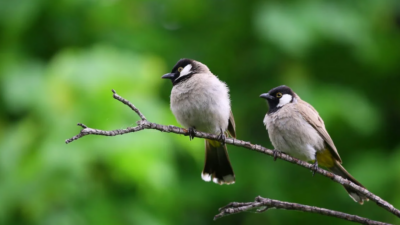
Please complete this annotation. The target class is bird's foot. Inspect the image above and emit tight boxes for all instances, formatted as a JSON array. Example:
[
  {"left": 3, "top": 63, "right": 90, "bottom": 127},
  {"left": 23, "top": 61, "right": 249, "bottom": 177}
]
[
  {"left": 217, "top": 128, "right": 226, "bottom": 145},
  {"left": 188, "top": 127, "right": 196, "bottom": 141},
  {"left": 312, "top": 160, "right": 318, "bottom": 177},
  {"left": 273, "top": 149, "right": 281, "bottom": 161}
]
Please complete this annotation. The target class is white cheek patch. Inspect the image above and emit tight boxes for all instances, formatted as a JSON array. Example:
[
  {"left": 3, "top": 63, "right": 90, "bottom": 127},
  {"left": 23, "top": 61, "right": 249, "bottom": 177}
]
[
  {"left": 277, "top": 94, "right": 293, "bottom": 107},
  {"left": 179, "top": 64, "right": 192, "bottom": 77}
]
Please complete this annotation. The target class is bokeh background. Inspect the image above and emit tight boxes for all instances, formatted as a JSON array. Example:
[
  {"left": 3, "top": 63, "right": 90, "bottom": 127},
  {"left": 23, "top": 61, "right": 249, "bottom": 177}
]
[{"left": 1, "top": 0, "right": 400, "bottom": 224}]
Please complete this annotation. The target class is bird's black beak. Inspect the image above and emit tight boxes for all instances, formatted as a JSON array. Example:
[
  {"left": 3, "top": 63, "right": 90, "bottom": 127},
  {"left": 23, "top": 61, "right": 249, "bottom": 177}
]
[
  {"left": 260, "top": 93, "right": 274, "bottom": 100},
  {"left": 162, "top": 73, "right": 175, "bottom": 79}
]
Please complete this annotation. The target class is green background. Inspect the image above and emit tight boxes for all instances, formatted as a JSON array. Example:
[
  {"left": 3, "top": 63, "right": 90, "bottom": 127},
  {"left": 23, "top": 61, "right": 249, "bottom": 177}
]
[{"left": 1, "top": 0, "right": 400, "bottom": 224}]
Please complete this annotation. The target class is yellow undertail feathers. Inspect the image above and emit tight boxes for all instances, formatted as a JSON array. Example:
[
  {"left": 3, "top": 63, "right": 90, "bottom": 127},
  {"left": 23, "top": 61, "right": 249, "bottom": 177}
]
[
  {"left": 207, "top": 139, "right": 222, "bottom": 147},
  {"left": 316, "top": 149, "right": 335, "bottom": 168},
  {"left": 316, "top": 148, "right": 369, "bottom": 204}
]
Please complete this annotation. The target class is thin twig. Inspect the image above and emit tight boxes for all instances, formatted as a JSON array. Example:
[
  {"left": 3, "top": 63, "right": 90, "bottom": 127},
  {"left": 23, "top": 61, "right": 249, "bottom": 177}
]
[
  {"left": 214, "top": 196, "right": 391, "bottom": 225},
  {"left": 65, "top": 89, "right": 400, "bottom": 221},
  {"left": 65, "top": 124, "right": 144, "bottom": 144},
  {"left": 112, "top": 89, "right": 146, "bottom": 121}
]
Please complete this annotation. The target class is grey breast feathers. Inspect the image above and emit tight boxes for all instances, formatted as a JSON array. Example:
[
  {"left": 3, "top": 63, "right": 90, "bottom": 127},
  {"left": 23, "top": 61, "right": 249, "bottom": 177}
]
[{"left": 170, "top": 73, "right": 231, "bottom": 134}]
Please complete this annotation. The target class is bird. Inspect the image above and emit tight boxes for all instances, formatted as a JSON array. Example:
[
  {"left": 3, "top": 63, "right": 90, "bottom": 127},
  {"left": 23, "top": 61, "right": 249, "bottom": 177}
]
[
  {"left": 260, "top": 85, "right": 368, "bottom": 204},
  {"left": 162, "top": 58, "right": 236, "bottom": 185}
]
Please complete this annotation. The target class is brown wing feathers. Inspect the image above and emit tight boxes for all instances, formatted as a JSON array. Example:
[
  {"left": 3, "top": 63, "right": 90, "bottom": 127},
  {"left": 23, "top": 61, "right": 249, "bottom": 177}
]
[
  {"left": 227, "top": 110, "right": 236, "bottom": 138},
  {"left": 296, "top": 99, "right": 342, "bottom": 163}
]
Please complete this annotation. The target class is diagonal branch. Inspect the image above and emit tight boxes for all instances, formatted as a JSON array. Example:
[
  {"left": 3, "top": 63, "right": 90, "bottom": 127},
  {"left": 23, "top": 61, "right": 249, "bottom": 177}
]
[
  {"left": 65, "top": 89, "right": 400, "bottom": 222},
  {"left": 214, "top": 196, "right": 391, "bottom": 225},
  {"left": 112, "top": 89, "right": 146, "bottom": 121}
]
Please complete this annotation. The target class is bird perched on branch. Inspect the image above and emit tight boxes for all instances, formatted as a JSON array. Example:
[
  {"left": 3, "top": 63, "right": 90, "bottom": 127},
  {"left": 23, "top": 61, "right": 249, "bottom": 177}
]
[
  {"left": 260, "top": 85, "right": 368, "bottom": 204},
  {"left": 162, "top": 58, "right": 236, "bottom": 185}
]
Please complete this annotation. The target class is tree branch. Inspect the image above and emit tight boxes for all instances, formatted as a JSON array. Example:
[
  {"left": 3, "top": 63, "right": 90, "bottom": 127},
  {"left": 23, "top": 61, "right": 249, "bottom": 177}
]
[
  {"left": 214, "top": 196, "right": 391, "bottom": 225},
  {"left": 65, "top": 89, "right": 400, "bottom": 223}
]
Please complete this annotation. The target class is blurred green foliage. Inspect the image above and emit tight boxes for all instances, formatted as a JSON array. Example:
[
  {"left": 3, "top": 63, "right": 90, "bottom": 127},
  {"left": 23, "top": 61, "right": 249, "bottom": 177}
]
[{"left": 1, "top": 0, "right": 400, "bottom": 224}]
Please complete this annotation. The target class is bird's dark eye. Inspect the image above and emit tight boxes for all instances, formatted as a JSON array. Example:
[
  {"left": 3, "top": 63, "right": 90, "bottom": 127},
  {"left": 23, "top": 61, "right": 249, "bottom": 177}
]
[
  {"left": 177, "top": 67, "right": 183, "bottom": 72},
  {"left": 276, "top": 92, "right": 282, "bottom": 98}
]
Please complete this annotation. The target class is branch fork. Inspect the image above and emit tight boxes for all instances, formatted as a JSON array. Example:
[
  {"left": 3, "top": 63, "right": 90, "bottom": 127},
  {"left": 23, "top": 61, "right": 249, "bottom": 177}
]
[{"left": 215, "top": 196, "right": 391, "bottom": 225}]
